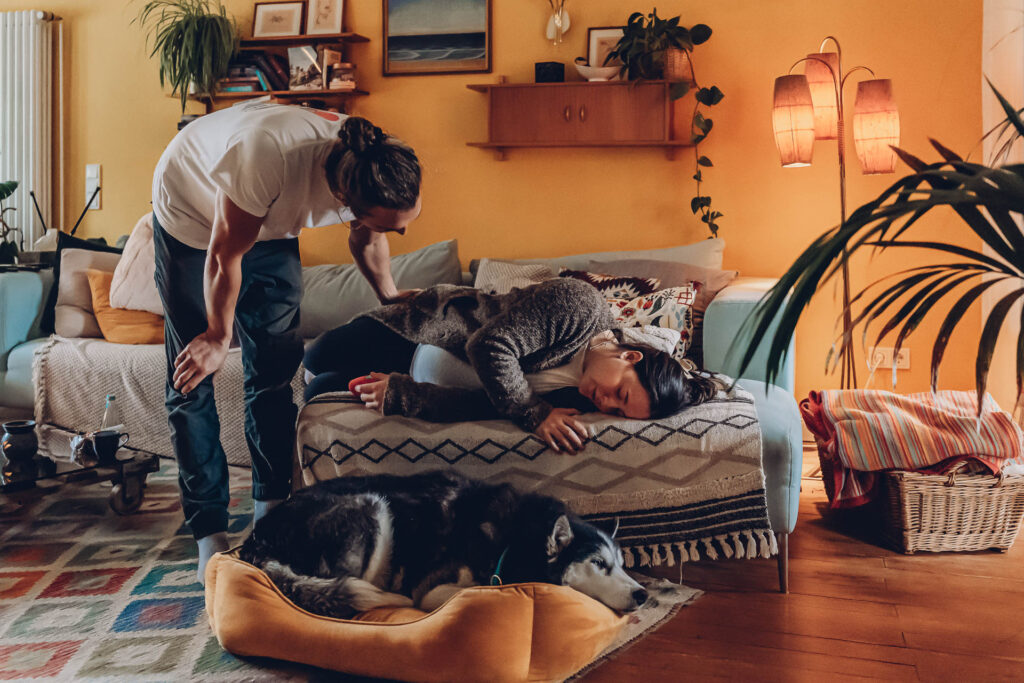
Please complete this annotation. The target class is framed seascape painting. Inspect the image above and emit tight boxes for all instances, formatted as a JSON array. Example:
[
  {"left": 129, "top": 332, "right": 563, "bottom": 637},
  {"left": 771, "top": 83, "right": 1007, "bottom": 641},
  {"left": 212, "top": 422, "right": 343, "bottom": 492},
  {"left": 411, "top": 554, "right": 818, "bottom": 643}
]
[{"left": 384, "top": 0, "right": 491, "bottom": 76}]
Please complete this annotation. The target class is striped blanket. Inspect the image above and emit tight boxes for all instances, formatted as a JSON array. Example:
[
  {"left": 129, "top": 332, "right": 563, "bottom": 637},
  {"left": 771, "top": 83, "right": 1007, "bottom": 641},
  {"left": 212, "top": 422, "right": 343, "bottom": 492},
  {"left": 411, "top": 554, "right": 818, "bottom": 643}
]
[
  {"left": 802, "top": 390, "right": 1024, "bottom": 507},
  {"left": 295, "top": 383, "right": 774, "bottom": 568}
]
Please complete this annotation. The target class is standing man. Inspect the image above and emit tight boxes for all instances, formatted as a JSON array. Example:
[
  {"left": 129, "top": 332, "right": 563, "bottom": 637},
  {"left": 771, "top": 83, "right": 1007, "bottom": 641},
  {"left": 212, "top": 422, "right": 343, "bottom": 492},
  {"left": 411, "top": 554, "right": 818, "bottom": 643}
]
[{"left": 152, "top": 101, "right": 422, "bottom": 581}]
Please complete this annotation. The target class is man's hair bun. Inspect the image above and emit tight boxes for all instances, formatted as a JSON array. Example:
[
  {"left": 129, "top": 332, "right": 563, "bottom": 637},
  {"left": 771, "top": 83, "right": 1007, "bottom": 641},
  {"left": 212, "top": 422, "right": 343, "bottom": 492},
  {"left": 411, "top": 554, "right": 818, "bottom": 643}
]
[{"left": 338, "top": 117, "right": 387, "bottom": 154}]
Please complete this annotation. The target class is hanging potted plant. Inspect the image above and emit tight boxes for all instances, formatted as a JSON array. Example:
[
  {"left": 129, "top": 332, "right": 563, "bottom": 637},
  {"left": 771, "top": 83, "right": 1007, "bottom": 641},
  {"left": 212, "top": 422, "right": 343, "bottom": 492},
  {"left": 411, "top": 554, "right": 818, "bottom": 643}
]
[
  {"left": 135, "top": 0, "right": 239, "bottom": 116},
  {"left": 605, "top": 9, "right": 725, "bottom": 237},
  {"left": 0, "top": 181, "right": 21, "bottom": 264}
]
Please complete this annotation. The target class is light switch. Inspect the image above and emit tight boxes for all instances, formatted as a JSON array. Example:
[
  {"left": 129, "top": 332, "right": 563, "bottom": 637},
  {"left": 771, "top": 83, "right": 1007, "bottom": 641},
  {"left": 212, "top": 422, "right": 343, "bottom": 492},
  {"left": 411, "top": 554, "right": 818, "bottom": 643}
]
[{"left": 85, "top": 164, "right": 101, "bottom": 210}]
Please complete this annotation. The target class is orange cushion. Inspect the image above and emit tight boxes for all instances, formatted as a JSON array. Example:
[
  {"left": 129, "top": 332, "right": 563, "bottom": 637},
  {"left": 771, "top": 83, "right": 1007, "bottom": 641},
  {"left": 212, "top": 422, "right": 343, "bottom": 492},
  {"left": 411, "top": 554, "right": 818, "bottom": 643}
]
[
  {"left": 86, "top": 269, "right": 164, "bottom": 344},
  {"left": 205, "top": 551, "right": 627, "bottom": 682}
]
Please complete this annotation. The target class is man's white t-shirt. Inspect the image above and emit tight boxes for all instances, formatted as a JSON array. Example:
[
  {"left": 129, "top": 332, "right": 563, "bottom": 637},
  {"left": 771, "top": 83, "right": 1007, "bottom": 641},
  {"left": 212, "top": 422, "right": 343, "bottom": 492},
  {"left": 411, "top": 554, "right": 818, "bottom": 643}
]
[{"left": 152, "top": 100, "right": 356, "bottom": 249}]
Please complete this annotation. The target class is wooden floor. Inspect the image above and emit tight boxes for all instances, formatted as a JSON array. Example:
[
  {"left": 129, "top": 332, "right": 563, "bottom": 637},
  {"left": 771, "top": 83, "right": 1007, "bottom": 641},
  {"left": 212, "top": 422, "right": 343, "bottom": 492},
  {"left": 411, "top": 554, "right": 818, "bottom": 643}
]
[{"left": 585, "top": 449, "right": 1024, "bottom": 682}]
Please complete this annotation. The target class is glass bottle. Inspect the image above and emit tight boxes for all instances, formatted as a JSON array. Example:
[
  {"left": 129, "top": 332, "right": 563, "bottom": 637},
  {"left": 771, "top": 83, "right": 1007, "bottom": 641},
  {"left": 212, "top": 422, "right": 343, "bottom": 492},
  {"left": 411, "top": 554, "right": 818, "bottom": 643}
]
[{"left": 100, "top": 394, "right": 122, "bottom": 431}]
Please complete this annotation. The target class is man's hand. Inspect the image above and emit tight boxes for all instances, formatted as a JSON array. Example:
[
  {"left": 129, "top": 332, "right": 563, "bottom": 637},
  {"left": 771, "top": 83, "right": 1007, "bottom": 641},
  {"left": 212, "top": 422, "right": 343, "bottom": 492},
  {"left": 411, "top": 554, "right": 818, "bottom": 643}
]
[
  {"left": 535, "top": 408, "right": 589, "bottom": 454},
  {"left": 355, "top": 371, "right": 391, "bottom": 413},
  {"left": 173, "top": 331, "right": 231, "bottom": 394},
  {"left": 380, "top": 288, "right": 421, "bottom": 305}
]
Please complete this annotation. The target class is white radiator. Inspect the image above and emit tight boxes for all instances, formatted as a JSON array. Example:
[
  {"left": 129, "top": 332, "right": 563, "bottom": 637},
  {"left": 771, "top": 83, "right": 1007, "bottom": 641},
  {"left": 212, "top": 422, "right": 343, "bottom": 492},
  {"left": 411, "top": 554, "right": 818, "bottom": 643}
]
[{"left": 0, "top": 9, "right": 60, "bottom": 250}]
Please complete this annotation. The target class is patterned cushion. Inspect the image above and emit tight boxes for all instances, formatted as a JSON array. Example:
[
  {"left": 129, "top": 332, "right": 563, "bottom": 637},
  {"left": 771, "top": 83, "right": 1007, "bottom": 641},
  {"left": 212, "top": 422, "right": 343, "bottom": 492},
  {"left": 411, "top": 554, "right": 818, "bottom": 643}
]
[
  {"left": 558, "top": 269, "right": 661, "bottom": 300},
  {"left": 609, "top": 285, "right": 696, "bottom": 360}
]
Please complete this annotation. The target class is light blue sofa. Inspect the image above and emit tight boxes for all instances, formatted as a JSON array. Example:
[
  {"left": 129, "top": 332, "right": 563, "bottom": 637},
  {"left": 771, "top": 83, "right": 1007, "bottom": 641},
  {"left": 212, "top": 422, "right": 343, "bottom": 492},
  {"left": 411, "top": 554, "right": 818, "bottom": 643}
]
[{"left": 0, "top": 269, "right": 800, "bottom": 591}]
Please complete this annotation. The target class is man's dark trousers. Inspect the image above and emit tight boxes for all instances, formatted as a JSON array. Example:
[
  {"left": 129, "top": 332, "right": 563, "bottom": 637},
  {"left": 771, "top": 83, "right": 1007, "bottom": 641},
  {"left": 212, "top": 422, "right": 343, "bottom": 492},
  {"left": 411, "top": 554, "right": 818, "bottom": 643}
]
[{"left": 153, "top": 214, "right": 302, "bottom": 540}]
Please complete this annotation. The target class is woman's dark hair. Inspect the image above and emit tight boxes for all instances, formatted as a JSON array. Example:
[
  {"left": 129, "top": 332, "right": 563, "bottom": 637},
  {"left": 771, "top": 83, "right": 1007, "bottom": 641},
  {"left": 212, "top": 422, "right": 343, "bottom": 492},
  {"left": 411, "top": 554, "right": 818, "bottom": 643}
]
[
  {"left": 325, "top": 116, "right": 421, "bottom": 217},
  {"left": 620, "top": 344, "right": 717, "bottom": 418}
]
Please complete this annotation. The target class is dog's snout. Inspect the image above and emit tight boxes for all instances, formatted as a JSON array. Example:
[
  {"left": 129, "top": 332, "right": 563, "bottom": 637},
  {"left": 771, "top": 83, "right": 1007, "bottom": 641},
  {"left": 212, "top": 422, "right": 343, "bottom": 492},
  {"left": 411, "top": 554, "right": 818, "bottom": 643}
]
[{"left": 632, "top": 588, "right": 648, "bottom": 607}]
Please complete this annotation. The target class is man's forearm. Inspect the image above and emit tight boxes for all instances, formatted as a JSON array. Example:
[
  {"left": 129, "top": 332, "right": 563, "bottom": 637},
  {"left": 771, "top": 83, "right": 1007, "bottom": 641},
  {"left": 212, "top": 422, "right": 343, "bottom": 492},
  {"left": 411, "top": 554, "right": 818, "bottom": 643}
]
[
  {"left": 350, "top": 229, "right": 399, "bottom": 303},
  {"left": 203, "top": 249, "right": 243, "bottom": 342}
]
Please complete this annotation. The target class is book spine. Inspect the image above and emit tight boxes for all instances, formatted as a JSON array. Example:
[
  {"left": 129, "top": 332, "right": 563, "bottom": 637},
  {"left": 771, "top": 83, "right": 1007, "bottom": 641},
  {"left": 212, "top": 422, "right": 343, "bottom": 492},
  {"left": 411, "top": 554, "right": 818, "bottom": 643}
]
[{"left": 254, "top": 69, "right": 271, "bottom": 91}]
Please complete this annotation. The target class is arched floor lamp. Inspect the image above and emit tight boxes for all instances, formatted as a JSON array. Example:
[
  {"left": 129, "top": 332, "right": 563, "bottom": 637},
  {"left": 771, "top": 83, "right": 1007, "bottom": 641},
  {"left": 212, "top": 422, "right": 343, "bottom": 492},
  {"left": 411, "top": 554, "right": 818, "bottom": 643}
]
[{"left": 772, "top": 36, "right": 901, "bottom": 389}]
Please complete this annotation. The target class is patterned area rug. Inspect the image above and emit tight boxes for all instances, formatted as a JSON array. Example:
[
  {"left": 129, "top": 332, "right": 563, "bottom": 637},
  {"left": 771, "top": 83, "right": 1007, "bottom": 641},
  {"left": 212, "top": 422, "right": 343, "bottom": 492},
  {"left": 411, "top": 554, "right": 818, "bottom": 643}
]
[{"left": 0, "top": 459, "right": 700, "bottom": 681}]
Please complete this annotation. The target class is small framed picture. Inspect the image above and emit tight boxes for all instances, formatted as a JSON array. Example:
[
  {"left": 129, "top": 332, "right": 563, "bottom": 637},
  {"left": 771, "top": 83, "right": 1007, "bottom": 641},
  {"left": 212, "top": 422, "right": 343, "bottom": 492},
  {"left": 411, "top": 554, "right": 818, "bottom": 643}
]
[
  {"left": 253, "top": 2, "right": 306, "bottom": 38},
  {"left": 306, "top": 0, "right": 343, "bottom": 35},
  {"left": 587, "top": 26, "right": 625, "bottom": 67}
]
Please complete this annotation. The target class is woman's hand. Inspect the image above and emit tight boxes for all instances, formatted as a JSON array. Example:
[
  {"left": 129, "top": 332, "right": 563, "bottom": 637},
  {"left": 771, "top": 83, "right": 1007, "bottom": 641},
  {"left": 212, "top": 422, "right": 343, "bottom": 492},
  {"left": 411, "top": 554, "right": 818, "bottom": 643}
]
[
  {"left": 356, "top": 372, "right": 391, "bottom": 413},
  {"left": 173, "top": 331, "right": 231, "bottom": 394},
  {"left": 535, "top": 408, "right": 589, "bottom": 454}
]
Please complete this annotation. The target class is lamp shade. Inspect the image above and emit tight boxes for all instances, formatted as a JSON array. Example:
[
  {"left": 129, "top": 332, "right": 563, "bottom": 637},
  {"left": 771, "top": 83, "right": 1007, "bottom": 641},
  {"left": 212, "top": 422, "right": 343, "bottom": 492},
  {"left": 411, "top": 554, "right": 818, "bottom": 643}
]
[
  {"left": 772, "top": 75, "right": 815, "bottom": 167},
  {"left": 853, "top": 79, "right": 900, "bottom": 174},
  {"left": 805, "top": 52, "right": 839, "bottom": 139}
]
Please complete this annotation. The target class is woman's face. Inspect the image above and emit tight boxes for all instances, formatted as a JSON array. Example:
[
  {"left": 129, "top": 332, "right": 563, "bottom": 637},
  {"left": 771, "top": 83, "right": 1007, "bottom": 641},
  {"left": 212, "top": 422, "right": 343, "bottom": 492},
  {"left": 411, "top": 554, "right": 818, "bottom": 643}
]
[
  {"left": 350, "top": 196, "right": 422, "bottom": 234},
  {"left": 578, "top": 347, "right": 652, "bottom": 419}
]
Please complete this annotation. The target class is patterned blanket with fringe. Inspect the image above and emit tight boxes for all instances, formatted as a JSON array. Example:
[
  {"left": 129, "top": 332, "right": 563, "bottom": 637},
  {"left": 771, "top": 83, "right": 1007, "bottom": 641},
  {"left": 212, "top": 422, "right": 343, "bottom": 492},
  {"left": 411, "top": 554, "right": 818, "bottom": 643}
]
[{"left": 295, "top": 382, "right": 774, "bottom": 568}]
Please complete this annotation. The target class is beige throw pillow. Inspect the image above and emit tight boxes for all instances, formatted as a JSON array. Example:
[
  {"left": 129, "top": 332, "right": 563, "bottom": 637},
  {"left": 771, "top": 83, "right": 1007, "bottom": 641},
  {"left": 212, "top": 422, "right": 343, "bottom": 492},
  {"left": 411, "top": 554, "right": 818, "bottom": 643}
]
[
  {"left": 474, "top": 259, "right": 556, "bottom": 294},
  {"left": 110, "top": 213, "right": 163, "bottom": 315},
  {"left": 54, "top": 248, "right": 122, "bottom": 338}
]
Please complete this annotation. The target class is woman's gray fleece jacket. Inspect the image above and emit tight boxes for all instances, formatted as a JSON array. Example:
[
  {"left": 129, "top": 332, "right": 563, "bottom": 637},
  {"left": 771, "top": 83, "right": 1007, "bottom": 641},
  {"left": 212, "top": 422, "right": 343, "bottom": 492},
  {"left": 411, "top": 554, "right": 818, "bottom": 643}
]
[{"left": 360, "top": 278, "right": 615, "bottom": 431}]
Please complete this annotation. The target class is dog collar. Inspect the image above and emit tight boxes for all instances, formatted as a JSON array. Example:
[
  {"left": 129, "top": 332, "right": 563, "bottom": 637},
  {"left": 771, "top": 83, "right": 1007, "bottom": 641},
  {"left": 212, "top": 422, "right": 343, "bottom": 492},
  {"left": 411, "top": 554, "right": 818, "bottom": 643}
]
[{"left": 490, "top": 547, "right": 509, "bottom": 586}]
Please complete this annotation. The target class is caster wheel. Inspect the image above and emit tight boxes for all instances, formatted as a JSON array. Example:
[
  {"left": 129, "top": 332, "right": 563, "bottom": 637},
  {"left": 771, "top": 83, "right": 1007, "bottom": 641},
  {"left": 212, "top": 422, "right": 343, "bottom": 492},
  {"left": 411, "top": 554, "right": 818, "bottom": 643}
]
[{"left": 109, "top": 482, "right": 143, "bottom": 515}]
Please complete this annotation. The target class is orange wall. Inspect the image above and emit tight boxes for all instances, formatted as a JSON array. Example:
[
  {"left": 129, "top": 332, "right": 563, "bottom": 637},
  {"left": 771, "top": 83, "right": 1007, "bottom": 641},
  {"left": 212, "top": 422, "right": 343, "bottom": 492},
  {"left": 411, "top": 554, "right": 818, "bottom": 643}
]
[{"left": 8, "top": 0, "right": 984, "bottom": 399}]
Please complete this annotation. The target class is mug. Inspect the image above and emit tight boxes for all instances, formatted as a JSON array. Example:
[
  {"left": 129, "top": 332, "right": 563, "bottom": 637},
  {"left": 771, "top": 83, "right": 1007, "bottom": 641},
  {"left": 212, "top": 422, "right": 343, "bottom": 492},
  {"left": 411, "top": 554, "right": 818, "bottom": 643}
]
[{"left": 93, "top": 430, "right": 129, "bottom": 466}]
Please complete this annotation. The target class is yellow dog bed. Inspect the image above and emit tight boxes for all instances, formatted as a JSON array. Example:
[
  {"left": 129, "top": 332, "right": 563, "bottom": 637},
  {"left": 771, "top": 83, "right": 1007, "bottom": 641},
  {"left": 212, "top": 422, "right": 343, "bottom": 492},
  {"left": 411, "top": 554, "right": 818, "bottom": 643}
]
[{"left": 205, "top": 551, "right": 628, "bottom": 682}]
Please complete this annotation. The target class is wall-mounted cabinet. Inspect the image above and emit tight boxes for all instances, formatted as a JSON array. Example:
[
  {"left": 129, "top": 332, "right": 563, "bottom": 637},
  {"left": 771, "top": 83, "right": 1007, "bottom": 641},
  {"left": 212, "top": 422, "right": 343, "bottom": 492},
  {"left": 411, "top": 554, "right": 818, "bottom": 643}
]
[{"left": 467, "top": 80, "right": 692, "bottom": 160}]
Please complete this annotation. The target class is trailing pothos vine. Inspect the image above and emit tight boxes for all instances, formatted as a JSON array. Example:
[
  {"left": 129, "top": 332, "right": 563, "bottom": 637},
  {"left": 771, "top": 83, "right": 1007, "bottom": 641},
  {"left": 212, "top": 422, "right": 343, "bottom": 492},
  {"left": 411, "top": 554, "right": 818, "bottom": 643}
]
[{"left": 606, "top": 9, "right": 724, "bottom": 237}]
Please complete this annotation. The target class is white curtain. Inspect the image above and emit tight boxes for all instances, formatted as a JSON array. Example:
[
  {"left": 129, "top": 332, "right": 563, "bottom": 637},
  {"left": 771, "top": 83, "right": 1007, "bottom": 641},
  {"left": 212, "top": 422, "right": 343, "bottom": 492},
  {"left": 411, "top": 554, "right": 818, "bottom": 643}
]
[
  {"left": 982, "top": 0, "right": 1024, "bottom": 412},
  {"left": 0, "top": 10, "right": 58, "bottom": 250}
]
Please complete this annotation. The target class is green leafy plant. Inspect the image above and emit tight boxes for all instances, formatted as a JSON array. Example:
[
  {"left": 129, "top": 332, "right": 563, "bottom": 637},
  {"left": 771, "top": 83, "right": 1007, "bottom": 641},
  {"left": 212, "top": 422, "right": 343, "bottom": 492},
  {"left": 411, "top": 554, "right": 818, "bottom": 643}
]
[
  {"left": 605, "top": 9, "right": 725, "bottom": 237},
  {"left": 135, "top": 0, "right": 239, "bottom": 114},
  {"left": 735, "top": 82, "right": 1024, "bottom": 414},
  {"left": 0, "top": 181, "right": 20, "bottom": 264}
]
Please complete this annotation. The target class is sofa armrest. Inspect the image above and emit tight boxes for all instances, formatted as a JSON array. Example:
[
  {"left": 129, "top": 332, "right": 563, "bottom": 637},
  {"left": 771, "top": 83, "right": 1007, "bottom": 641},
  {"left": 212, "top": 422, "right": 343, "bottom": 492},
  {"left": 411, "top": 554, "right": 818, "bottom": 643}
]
[
  {"left": 702, "top": 277, "right": 795, "bottom": 393},
  {"left": 0, "top": 269, "right": 53, "bottom": 372}
]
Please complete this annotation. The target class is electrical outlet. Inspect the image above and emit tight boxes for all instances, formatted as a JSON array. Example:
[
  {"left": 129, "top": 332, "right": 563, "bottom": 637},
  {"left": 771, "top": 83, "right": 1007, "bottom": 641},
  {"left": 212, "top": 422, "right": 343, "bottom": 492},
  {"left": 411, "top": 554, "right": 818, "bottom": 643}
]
[
  {"left": 85, "top": 164, "right": 101, "bottom": 210},
  {"left": 867, "top": 346, "right": 910, "bottom": 370}
]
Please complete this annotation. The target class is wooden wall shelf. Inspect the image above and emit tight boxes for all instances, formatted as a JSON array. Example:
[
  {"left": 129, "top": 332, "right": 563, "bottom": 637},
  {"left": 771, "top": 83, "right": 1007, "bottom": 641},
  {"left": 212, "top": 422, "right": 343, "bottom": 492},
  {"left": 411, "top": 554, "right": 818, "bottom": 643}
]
[
  {"left": 467, "top": 80, "right": 691, "bottom": 160},
  {"left": 238, "top": 32, "right": 369, "bottom": 49}
]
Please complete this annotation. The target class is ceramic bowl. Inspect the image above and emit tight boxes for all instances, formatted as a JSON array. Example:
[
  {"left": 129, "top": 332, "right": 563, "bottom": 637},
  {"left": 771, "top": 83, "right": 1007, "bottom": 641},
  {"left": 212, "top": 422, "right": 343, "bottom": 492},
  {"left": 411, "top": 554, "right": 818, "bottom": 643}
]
[{"left": 574, "top": 63, "right": 622, "bottom": 82}]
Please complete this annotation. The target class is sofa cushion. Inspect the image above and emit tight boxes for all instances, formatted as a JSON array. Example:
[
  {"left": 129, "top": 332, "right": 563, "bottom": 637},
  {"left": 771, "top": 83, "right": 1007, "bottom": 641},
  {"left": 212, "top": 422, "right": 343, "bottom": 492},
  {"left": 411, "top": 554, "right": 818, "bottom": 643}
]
[
  {"left": 40, "top": 232, "right": 123, "bottom": 333},
  {"left": 110, "top": 213, "right": 163, "bottom": 315},
  {"left": 586, "top": 258, "right": 738, "bottom": 314},
  {"left": 54, "top": 248, "right": 122, "bottom": 338},
  {"left": 469, "top": 237, "right": 725, "bottom": 276},
  {"left": 473, "top": 259, "right": 555, "bottom": 294},
  {"left": 558, "top": 269, "right": 661, "bottom": 299},
  {"left": 299, "top": 239, "right": 461, "bottom": 339},
  {"left": 87, "top": 270, "right": 165, "bottom": 344}
]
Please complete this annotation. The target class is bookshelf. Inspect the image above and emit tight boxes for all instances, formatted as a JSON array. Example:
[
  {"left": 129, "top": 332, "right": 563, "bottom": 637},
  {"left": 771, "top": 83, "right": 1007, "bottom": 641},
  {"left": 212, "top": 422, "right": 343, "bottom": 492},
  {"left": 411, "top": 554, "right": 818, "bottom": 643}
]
[{"left": 189, "top": 32, "right": 370, "bottom": 113}]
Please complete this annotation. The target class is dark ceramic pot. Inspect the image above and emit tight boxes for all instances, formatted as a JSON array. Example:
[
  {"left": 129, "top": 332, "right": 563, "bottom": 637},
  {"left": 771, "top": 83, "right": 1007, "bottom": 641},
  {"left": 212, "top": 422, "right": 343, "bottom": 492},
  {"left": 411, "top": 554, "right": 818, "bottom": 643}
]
[{"left": 1, "top": 420, "right": 39, "bottom": 484}]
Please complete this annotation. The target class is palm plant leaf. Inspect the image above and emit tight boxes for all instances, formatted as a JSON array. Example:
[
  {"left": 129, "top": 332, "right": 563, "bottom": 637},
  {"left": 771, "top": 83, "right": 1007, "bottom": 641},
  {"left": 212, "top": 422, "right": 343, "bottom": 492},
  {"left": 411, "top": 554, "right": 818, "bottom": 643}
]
[{"left": 733, "top": 84, "right": 1024, "bottom": 414}]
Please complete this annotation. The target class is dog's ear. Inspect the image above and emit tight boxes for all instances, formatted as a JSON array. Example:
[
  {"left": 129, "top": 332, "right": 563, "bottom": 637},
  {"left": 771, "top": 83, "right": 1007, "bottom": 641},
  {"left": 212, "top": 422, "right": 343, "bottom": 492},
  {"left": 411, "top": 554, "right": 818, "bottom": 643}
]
[{"left": 546, "top": 515, "right": 573, "bottom": 560}]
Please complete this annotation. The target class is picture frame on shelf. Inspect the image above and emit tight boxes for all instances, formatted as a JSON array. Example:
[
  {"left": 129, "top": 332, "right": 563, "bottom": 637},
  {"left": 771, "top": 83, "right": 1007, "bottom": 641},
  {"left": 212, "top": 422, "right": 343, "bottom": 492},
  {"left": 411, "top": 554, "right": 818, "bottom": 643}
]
[
  {"left": 253, "top": 1, "right": 305, "bottom": 38},
  {"left": 383, "top": 0, "right": 491, "bottom": 76},
  {"left": 288, "top": 45, "right": 322, "bottom": 90},
  {"left": 306, "top": 0, "right": 343, "bottom": 35},
  {"left": 587, "top": 26, "right": 624, "bottom": 66}
]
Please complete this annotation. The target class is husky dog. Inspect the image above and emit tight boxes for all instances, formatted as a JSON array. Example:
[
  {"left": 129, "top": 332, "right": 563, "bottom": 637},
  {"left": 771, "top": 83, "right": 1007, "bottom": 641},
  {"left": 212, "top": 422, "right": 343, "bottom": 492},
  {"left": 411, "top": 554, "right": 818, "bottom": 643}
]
[{"left": 239, "top": 470, "right": 648, "bottom": 617}]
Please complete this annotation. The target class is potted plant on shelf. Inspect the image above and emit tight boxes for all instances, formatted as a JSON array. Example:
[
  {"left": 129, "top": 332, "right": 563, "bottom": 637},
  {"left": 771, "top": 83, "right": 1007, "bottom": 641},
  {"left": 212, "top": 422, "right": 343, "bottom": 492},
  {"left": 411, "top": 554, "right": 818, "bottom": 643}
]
[
  {"left": 0, "top": 181, "right": 20, "bottom": 264},
  {"left": 605, "top": 9, "right": 725, "bottom": 237},
  {"left": 736, "top": 83, "right": 1024, "bottom": 413},
  {"left": 135, "top": 0, "right": 239, "bottom": 117}
]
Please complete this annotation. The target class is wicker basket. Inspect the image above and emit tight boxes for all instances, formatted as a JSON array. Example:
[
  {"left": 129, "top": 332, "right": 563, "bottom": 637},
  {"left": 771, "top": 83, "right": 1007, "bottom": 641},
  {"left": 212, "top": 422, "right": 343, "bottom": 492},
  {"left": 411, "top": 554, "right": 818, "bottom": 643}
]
[
  {"left": 664, "top": 48, "right": 694, "bottom": 84},
  {"left": 881, "top": 465, "right": 1024, "bottom": 554}
]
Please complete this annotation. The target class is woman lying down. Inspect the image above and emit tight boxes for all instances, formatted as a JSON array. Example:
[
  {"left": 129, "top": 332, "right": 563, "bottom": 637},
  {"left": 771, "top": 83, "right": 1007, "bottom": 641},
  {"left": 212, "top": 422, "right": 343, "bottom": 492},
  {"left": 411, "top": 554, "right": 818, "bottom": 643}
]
[{"left": 303, "top": 278, "right": 716, "bottom": 453}]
